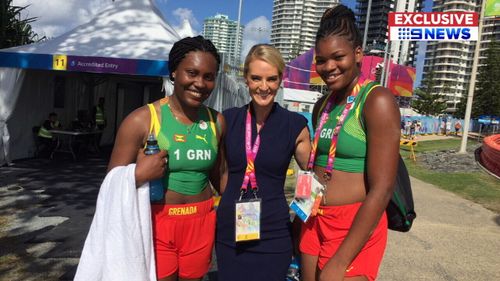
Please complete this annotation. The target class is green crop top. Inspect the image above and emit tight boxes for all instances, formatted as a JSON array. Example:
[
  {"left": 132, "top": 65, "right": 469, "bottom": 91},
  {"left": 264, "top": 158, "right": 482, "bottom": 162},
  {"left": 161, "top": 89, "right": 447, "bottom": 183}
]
[
  {"left": 148, "top": 99, "right": 219, "bottom": 195},
  {"left": 315, "top": 82, "right": 379, "bottom": 173}
]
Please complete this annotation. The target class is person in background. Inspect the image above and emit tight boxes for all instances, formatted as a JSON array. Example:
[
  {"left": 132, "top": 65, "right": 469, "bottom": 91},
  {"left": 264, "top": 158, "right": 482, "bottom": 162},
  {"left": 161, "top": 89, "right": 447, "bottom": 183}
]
[
  {"left": 454, "top": 120, "right": 462, "bottom": 136},
  {"left": 300, "top": 5, "right": 400, "bottom": 281},
  {"left": 215, "top": 44, "right": 311, "bottom": 281},
  {"left": 409, "top": 121, "right": 416, "bottom": 140},
  {"left": 91, "top": 97, "right": 106, "bottom": 148},
  {"left": 107, "top": 35, "right": 225, "bottom": 281},
  {"left": 446, "top": 120, "right": 452, "bottom": 136},
  {"left": 416, "top": 120, "right": 422, "bottom": 136},
  {"left": 92, "top": 97, "right": 106, "bottom": 130},
  {"left": 440, "top": 119, "right": 446, "bottom": 135},
  {"left": 37, "top": 112, "right": 62, "bottom": 157},
  {"left": 71, "top": 110, "right": 95, "bottom": 157},
  {"left": 72, "top": 110, "right": 92, "bottom": 131},
  {"left": 0, "top": 121, "right": 13, "bottom": 167}
]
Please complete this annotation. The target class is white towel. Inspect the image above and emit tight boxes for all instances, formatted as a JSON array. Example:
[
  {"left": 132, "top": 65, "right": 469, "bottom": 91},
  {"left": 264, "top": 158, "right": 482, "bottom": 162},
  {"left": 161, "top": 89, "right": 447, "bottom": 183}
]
[{"left": 74, "top": 164, "right": 156, "bottom": 281}]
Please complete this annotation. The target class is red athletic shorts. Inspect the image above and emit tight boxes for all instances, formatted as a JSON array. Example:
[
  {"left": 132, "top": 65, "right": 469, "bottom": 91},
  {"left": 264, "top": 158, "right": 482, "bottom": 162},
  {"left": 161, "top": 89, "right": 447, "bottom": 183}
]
[
  {"left": 299, "top": 202, "right": 387, "bottom": 281},
  {"left": 151, "top": 198, "right": 216, "bottom": 279}
]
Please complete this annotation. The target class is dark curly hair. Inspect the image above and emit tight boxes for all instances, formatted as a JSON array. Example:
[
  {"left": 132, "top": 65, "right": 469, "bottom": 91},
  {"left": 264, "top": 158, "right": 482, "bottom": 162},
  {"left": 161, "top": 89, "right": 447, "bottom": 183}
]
[
  {"left": 315, "top": 4, "right": 362, "bottom": 49},
  {"left": 168, "top": 35, "right": 221, "bottom": 81}
]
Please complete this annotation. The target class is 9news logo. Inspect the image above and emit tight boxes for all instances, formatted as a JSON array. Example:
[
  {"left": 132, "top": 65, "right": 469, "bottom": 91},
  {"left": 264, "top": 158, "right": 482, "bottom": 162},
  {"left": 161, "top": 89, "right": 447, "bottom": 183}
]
[{"left": 388, "top": 12, "right": 479, "bottom": 41}]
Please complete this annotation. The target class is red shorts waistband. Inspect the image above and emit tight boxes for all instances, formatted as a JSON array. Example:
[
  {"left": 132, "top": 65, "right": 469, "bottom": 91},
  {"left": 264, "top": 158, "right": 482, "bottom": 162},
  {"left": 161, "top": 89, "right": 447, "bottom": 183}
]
[
  {"left": 152, "top": 197, "right": 214, "bottom": 219},
  {"left": 317, "top": 202, "right": 362, "bottom": 217}
]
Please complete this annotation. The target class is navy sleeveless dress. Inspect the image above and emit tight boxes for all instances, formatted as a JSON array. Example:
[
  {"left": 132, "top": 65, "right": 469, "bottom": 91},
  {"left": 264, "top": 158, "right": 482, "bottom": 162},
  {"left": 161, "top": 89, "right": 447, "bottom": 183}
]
[{"left": 216, "top": 103, "right": 307, "bottom": 281}]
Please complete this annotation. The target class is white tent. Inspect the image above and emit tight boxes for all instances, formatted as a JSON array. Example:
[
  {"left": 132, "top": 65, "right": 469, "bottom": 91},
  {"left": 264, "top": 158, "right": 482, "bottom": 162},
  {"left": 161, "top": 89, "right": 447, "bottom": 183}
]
[
  {"left": 0, "top": 0, "right": 182, "bottom": 164},
  {"left": 283, "top": 88, "right": 322, "bottom": 104},
  {"left": 282, "top": 87, "right": 321, "bottom": 113}
]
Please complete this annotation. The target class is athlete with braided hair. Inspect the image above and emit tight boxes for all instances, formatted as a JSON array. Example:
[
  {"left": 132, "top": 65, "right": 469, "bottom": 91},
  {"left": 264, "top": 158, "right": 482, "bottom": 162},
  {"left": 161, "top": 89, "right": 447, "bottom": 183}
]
[
  {"left": 299, "top": 5, "right": 400, "bottom": 281},
  {"left": 108, "top": 35, "right": 225, "bottom": 281}
]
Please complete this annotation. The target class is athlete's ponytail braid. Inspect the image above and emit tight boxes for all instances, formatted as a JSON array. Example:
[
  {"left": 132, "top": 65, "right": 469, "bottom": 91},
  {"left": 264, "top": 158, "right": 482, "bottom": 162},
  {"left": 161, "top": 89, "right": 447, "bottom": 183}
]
[{"left": 316, "top": 4, "right": 362, "bottom": 49}]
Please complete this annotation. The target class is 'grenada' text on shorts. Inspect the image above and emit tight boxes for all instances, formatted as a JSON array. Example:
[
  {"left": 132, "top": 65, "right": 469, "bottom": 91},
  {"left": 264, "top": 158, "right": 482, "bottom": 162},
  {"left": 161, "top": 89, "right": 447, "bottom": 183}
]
[{"left": 152, "top": 197, "right": 216, "bottom": 279}]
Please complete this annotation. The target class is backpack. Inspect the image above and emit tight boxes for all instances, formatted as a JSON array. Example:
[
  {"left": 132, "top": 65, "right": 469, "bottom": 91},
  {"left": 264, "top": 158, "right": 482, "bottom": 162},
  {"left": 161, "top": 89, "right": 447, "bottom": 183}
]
[
  {"left": 315, "top": 81, "right": 416, "bottom": 232},
  {"left": 386, "top": 156, "right": 416, "bottom": 232}
]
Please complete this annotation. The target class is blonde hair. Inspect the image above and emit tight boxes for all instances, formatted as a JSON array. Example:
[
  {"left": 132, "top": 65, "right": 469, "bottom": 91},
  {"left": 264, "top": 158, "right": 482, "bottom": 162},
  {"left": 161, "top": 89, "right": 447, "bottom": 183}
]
[{"left": 243, "top": 44, "right": 285, "bottom": 78}]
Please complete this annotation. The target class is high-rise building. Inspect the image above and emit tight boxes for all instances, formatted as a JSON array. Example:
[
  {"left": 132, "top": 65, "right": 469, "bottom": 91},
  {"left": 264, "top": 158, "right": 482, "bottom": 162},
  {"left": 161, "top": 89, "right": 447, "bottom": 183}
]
[
  {"left": 357, "top": 0, "right": 423, "bottom": 67},
  {"left": 202, "top": 14, "right": 244, "bottom": 68},
  {"left": 479, "top": 17, "right": 500, "bottom": 66},
  {"left": 422, "top": 0, "right": 497, "bottom": 112},
  {"left": 271, "top": 0, "right": 339, "bottom": 62}
]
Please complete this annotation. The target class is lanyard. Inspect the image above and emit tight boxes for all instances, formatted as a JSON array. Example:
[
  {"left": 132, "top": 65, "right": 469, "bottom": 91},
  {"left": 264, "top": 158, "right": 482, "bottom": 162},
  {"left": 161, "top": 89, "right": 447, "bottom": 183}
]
[
  {"left": 308, "top": 82, "right": 362, "bottom": 180},
  {"left": 241, "top": 109, "right": 263, "bottom": 197}
]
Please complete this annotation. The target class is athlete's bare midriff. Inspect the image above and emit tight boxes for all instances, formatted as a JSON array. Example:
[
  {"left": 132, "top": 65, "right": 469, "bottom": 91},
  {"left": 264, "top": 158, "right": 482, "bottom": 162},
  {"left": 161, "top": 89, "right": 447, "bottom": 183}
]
[
  {"left": 155, "top": 185, "right": 213, "bottom": 205},
  {"left": 313, "top": 166, "right": 367, "bottom": 206}
]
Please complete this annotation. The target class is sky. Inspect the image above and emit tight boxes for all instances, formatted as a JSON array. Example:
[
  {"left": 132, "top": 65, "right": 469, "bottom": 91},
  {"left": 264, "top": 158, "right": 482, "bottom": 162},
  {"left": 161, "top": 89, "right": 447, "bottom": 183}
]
[
  {"left": 12, "top": 0, "right": 430, "bottom": 86},
  {"left": 12, "top": 0, "right": 357, "bottom": 57}
]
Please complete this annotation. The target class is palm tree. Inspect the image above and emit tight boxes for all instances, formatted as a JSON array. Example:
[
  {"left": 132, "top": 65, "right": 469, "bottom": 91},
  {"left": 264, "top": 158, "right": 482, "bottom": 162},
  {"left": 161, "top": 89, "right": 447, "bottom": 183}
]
[{"left": 0, "top": 0, "right": 45, "bottom": 49}]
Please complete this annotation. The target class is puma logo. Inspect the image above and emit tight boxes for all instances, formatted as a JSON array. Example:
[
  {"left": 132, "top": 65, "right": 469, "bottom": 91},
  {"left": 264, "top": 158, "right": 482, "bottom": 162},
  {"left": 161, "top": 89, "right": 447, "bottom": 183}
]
[{"left": 195, "top": 134, "right": 208, "bottom": 144}]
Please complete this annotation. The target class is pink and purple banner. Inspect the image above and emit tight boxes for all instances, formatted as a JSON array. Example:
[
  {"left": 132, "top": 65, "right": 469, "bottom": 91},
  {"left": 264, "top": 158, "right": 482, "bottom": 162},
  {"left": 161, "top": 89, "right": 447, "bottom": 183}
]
[{"left": 283, "top": 48, "right": 415, "bottom": 97}]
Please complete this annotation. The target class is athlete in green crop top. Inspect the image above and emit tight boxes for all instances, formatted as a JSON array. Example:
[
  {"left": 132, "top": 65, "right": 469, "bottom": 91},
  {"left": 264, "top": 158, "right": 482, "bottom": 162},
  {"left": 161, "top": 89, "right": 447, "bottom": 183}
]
[
  {"left": 314, "top": 82, "right": 377, "bottom": 173},
  {"left": 107, "top": 36, "right": 226, "bottom": 280},
  {"left": 300, "top": 6, "right": 401, "bottom": 281},
  {"left": 154, "top": 100, "right": 219, "bottom": 195}
]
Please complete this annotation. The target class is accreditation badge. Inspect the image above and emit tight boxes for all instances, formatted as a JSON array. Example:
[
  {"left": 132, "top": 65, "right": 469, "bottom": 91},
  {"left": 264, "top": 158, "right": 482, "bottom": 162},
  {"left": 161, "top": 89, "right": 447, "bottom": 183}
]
[
  {"left": 295, "top": 170, "right": 314, "bottom": 198},
  {"left": 235, "top": 198, "right": 261, "bottom": 242},
  {"left": 289, "top": 173, "right": 324, "bottom": 223}
]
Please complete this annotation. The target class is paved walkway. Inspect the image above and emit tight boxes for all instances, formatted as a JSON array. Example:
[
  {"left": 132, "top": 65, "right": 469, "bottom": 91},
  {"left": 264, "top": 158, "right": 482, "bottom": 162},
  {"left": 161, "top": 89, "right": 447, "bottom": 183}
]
[
  {"left": 379, "top": 177, "right": 500, "bottom": 281},
  {"left": 1, "top": 156, "right": 499, "bottom": 280}
]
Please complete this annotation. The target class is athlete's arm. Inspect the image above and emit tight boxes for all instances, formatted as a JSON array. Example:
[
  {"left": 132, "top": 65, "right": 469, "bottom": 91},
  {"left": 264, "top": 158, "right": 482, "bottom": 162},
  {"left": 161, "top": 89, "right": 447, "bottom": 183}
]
[
  {"left": 107, "top": 104, "right": 167, "bottom": 186},
  {"left": 209, "top": 112, "right": 227, "bottom": 194},
  {"left": 294, "top": 126, "right": 311, "bottom": 171},
  {"left": 320, "top": 86, "right": 400, "bottom": 279}
]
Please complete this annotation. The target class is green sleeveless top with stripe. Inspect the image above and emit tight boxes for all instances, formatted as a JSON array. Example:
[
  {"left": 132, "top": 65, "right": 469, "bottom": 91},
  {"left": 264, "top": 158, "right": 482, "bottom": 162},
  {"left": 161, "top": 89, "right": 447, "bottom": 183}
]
[
  {"left": 148, "top": 100, "right": 219, "bottom": 195},
  {"left": 315, "top": 82, "right": 379, "bottom": 173}
]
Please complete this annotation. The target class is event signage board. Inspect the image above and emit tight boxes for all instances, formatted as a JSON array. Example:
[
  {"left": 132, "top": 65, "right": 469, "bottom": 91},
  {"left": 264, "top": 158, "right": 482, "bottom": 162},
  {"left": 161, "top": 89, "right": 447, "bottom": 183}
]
[
  {"left": 478, "top": 115, "right": 500, "bottom": 125},
  {"left": 53, "top": 54, "right": 68, "bottom": 71},
  {"left": 64, "top": 55, "right": 138, "bottom": 74},
  {"left": 0, "top": 51, "right": 168, "bottom": 76}
]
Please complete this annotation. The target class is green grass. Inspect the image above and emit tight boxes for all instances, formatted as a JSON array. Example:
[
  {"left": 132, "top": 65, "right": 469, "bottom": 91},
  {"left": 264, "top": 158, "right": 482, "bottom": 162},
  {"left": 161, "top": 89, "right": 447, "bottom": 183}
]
[
  {"left": 401, "top": 138, "right": 478, "bottom": 154},
  {"left": 401, "top": 139, "right": 500, "bottom": 213}
]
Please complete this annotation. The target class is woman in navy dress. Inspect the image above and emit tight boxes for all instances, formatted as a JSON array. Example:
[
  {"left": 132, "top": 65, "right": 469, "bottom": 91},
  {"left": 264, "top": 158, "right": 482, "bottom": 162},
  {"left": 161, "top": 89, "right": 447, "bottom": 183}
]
[{"left": 215, "top": 44, "right": 311, "bottom": 281}]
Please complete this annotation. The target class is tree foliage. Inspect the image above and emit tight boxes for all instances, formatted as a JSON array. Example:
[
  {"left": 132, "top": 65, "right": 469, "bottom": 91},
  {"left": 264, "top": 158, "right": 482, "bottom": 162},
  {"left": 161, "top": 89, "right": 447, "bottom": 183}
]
[
  {"left": 454, "top": 40, "right": 500, "bottom": 118},
  {"left": 411, "top": 70, "right": 447, "bottom": 116},
  {"left": 472, "top": 40, "right": 500, "bottom": 117},
  {"left": 453, "top": 95, "right": 467, "bottom": 119},
  {"left": 0, "top": 0, "right": 44, "bottom": 49}
]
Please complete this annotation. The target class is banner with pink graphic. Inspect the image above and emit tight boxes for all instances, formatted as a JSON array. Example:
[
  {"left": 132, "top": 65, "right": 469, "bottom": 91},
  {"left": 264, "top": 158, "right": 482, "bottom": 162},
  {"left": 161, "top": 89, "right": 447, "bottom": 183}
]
[{"left": 283, "top": 48, "right": 415, "bottom": 97}]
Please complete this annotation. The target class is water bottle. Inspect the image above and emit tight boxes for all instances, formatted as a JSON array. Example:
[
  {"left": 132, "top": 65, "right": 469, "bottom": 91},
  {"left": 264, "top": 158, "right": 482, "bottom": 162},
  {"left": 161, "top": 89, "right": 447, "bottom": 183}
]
[
  {"left": 286, "top": 256, "right": 300, "bottom": 281},
  {"left": 144, "top": 133, "right": 164, "bottom": 202}
]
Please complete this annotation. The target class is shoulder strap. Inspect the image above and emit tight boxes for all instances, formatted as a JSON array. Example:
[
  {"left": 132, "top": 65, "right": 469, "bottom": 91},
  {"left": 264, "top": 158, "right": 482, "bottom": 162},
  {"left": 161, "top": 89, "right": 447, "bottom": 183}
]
[
  {"left": 147, "top": 103, "right": 161, "bottom": 137},
  {"left": 356, "top": 82, "right": 381, "bottom": 131},
  {"left": 316, "top": 92, "right": 332, "bottom": 121},
  {"left": 206, "top": 107, "right": 219, "bottom": 139}
]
